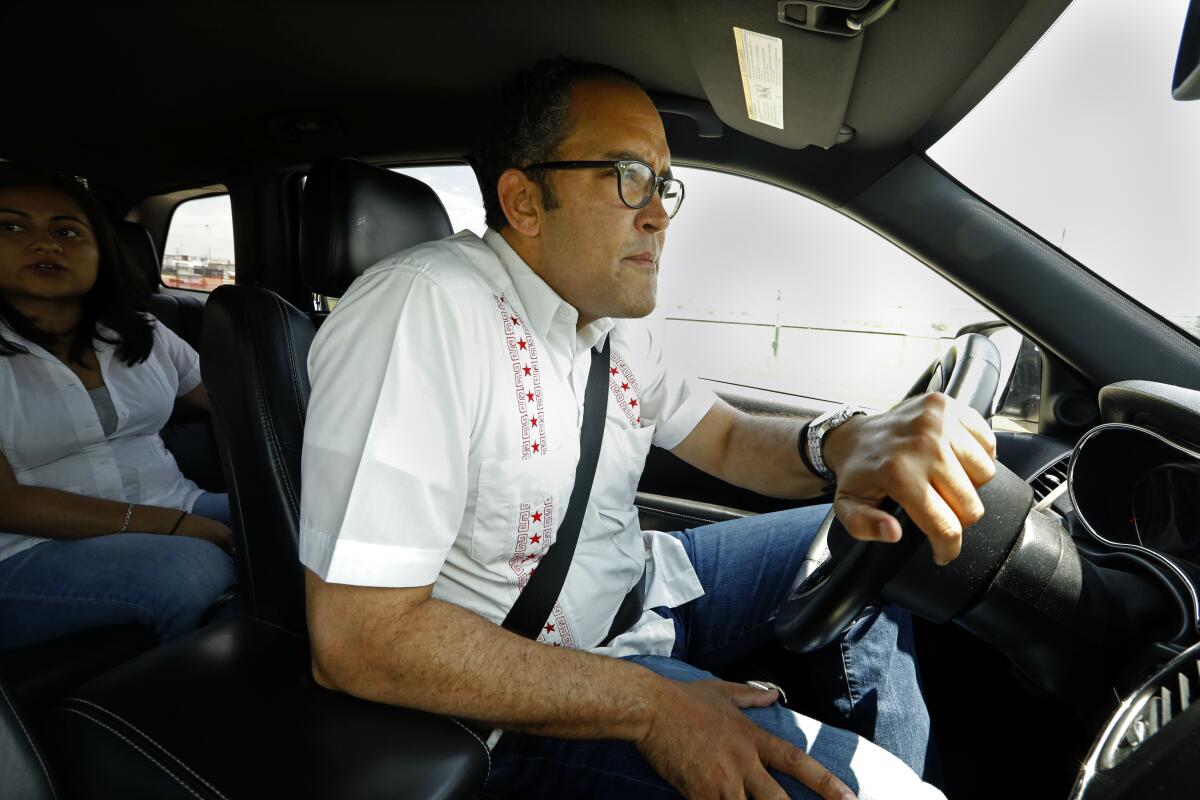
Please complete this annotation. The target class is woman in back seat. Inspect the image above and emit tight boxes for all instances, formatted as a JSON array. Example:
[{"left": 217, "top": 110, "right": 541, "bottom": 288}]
[{"left": 0, "top": 166, "right": 237, "bottom": 649}]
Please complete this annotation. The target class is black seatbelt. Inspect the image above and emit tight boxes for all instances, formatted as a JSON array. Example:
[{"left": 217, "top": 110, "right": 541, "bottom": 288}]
[{"left": 502, "top": 336, "right": 612, "bottom": 640}]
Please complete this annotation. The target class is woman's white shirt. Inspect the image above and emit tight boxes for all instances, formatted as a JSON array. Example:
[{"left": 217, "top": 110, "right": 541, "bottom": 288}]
[{"left": 0, "top": 317, "right": 204, "bottom": 561}]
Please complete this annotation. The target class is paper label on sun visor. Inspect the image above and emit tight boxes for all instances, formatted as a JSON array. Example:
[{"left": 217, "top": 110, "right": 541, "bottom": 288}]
[{"left": 733, "top": 27, "right": 784, "bottom": 130}]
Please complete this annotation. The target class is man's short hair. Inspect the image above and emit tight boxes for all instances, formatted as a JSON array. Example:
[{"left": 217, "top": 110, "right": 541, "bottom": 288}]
[{"left": 473, "top": 58, "right": 643, "bottom": 231}]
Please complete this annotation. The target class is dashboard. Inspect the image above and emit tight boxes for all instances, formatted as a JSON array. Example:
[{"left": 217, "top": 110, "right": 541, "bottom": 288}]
[{"left": 1013, "top": 381, "right": 1200, "bottom": 800}]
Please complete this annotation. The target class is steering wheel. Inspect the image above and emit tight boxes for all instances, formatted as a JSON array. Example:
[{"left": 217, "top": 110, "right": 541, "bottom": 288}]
[{"left": 774, "top": 333, "right": 1003, "bottom": 653}]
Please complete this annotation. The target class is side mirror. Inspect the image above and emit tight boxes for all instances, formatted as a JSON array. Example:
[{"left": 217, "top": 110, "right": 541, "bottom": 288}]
[{"left": 1173, "top": 0, "right": 1200, "bottom": 100}]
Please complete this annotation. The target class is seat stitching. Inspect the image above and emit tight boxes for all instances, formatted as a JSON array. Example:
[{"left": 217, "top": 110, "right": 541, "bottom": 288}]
[
  {"left": 67, "top": 698, "right": 229, "bottom": 800},
  {"left": 246, "top": 299, "right": 300, "bottom": 514},
  {"left": 0, "top": 681, "right": 59, "bottom": 799},
  {"left": 449, "top": 718, "right": 492, "bottom": 781},
  {"left": 633, "top": 505, "right": 723, "bottom": 526},
  {"left": 271, "top": 295, "right": 306, "bottom": 425},
  {"left": 263, "top": 300, "right": 301, "bottom": 514},
  {"left": 273, "top": 297, "right": 305, "bottom": 512},
  {"left": 250, "top": 616, "right": 309, "bottom": 642},
  {"left": 60, "top": 707, "right": 206, "bottom": 800}
]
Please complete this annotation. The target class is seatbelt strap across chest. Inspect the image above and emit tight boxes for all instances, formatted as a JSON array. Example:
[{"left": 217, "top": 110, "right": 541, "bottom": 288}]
[{"left": 502, "top": 336, "right": 611, "bottom": 641}]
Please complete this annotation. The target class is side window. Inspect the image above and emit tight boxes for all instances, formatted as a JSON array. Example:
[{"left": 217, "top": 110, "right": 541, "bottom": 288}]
[
  {"left": 390, "top": 164, "right": 486, "bottom": 235},
  {"left": 161, "top": 194, "right": 236, "bottom": 292},
  {"left": 650, "top": 167, "right": 1024, "bottom": 425}
]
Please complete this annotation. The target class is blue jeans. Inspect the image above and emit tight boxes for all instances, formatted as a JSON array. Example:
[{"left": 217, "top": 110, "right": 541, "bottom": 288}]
[
  {"left": 191, "top": 490, "right": 233, "bottom": 526},
  {"left": 0, "top": 492, "right": 237, "bottom": 649},
  {"left": 483, "top": 504, "right": 942, "bottom": 799}
]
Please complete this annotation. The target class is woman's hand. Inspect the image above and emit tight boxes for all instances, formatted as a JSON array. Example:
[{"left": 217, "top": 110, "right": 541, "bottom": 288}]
[{"left": 174, "top": 514, "right": 234, "bottom": 554}]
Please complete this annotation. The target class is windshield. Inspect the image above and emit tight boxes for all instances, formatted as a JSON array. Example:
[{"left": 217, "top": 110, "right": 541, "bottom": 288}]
[{"left": 929, "top": 0, "right": 1200, "bottom": 342}]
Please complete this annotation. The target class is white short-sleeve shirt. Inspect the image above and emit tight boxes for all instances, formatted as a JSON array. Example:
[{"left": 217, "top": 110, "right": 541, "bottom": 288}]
[
  {"left": 0, "top": 316, "right": 205, "bottom": 561},
  {"left": 300, "top": 229, "right": 717, "bottom": 656}
]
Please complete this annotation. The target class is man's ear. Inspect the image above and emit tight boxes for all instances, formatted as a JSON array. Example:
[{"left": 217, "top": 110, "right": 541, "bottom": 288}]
[{"left": 497, "top": 168, "right": 543, "bottom": 237}]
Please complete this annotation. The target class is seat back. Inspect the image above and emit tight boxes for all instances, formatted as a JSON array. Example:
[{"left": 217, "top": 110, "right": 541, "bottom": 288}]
[
  {"left": 202, "top": 287, "right": 315, "bottom": 635},
  {"left": 203, "top": 159, "right": 451, "bottom": 636}
]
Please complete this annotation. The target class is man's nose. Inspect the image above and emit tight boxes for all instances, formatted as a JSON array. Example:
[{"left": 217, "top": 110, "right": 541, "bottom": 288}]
[{"left": 636, "top": 190, "right": 671, "bottom": 234}]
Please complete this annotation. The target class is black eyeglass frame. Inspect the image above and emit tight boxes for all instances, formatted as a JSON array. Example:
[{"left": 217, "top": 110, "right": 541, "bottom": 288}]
[{"left": 522, "top": 159, "right": 685, "bottom": 217}]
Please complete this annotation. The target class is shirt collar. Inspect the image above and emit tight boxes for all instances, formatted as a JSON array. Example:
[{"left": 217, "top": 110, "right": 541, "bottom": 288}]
[
  {"left": 0, "top": 316, "right": 117, "bottom": 359},
  {"left": 482, "top": 228, "right": 613, "bottom": 352}
]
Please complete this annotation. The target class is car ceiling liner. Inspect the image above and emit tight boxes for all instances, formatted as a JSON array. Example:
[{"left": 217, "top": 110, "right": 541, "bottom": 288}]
[{"left": 672, "top": 0, "right": 897, "bottom": 149}]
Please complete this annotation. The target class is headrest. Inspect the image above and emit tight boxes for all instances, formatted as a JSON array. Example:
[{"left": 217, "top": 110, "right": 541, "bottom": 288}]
[
  {"left": 300, "top": 158, "right": 453, "bottom": 297},
  {"left": 115, "top": 220, "right": 161, "bottom": 290}
]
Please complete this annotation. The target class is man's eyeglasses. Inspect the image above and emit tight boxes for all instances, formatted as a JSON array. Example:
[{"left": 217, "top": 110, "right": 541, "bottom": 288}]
[{"left": 522, "top": 159, "right": 685, "bottom": 218}]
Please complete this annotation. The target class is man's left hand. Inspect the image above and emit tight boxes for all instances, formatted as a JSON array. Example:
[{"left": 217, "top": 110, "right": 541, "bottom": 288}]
[{"left": 821, "top": 392, "right": 998, "bottom": 565}]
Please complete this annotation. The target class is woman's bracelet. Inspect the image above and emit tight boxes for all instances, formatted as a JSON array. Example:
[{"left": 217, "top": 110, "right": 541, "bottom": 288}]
[
  {"left": 168, "top": 510, "right": 189, "bottom": 536},
  {"left": 119, "top": 503, "right": 135, "bottom": 534}
]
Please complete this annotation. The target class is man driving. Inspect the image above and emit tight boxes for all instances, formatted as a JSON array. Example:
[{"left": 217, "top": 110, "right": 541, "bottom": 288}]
[{"left": 300, "top": 59, "right": 995, "bottom": 800}]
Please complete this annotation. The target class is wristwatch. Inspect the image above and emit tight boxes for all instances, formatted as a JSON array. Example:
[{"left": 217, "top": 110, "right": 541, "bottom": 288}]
[{"left": 802, "top": 405, "right": 869, "bottom": 483}]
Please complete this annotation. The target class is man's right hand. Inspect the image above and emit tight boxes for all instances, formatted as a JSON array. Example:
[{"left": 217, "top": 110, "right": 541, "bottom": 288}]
[
  {"left": 635, "top": 679, "right": 856, "bottom": 800},
  {"left": 175, "top": 514, "right": 234, "bottom": 553}
]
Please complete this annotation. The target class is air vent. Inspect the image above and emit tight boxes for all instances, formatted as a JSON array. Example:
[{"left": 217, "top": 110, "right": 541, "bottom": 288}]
[
  {"left": 1102, "top": 655, "right": 1200, "bottom": 769},
  {"left": 1029, "top": 453, "right": 1070, "bottom": 505}
]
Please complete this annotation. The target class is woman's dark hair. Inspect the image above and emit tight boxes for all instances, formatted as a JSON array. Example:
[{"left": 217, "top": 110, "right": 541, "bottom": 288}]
[
  {"left": 472, "top": 58, "right": 643, "bottom": 231},
  {"left": 0, "top": 164, "right": 154, "bottom": 366}
]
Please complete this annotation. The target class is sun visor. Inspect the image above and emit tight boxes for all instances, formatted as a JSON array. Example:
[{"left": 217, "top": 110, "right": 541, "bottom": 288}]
[{"left": 672, "top": 0, "right": 893, "bottom": 149}]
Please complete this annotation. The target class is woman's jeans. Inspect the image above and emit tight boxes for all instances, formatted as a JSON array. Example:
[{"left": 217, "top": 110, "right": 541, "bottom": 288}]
[
  {"left": 483, "top": 504, "right": 944, "bottom": 800},
  {"left": 0, "top": 492, "right": 237, "bottom": 649}
]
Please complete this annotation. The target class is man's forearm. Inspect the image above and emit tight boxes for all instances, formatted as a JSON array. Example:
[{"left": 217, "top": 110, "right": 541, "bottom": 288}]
[
  {"left": 721, "top": 413, "right": 829, "bottom": 498},
  {"left": 310, "top": 590, "right": 668, "bottom": 742}
]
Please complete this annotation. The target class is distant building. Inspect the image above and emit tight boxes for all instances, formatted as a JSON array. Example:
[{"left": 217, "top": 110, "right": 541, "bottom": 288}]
[{"left": 161, "top": 253, "right": 236, "bottom": 289}]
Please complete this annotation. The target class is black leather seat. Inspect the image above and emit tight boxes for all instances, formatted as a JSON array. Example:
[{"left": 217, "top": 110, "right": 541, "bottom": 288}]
[
  {"left": 1, "top": 675, "right": 59, "bottom": 800},
  {"left": 51, "top": 159, "right": 485, "bottom": 799}
]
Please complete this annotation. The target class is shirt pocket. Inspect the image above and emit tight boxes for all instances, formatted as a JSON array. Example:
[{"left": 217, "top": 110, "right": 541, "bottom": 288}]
[
  {"left": 469, "top": 447, "right": 575, "bottom": 568},
  {"left": 594, "top": 424, "right": 656, "bottom": 517}
]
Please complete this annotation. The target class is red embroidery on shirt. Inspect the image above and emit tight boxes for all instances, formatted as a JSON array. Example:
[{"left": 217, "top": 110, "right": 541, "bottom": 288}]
[
  {"left": 545, "top": 602, "right": 575, "bottom": 648},
  {"left": 608, "top": 349, "right": 643, "bottom": 428},
  {"left": 494, "top": 296, "right": 575, "bottom": 648},
  {"left": 495, "top": 295, "right": 547, "bottom": 460},
  {"left": 508, "top": 498, "right": 575, "bottom": 648},
  {"left": 509, "top": 499, "right": 552, "bottom": 586}
]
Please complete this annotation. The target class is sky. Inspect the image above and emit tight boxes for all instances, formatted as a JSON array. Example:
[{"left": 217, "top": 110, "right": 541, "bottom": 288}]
[
  {"left": 929, "top": 0, "right": 1200, "bottom": 321},
  {"left": 162, "top": 194, "right": 236, "bottom": 261}
]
